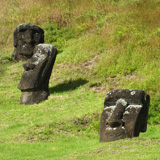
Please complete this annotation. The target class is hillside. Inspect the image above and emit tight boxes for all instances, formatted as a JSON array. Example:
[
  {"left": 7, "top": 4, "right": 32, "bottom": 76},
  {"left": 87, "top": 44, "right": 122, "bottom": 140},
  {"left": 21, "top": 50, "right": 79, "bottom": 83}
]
[{"left": 0, "top": 0, "right": 160, "bottom": 159}]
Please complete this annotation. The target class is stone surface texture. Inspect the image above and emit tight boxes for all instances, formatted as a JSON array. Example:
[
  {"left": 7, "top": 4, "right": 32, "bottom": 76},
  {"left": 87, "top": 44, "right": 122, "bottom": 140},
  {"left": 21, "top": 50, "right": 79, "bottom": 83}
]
[
  {"left": 12, "top": 24, "right": 44, "bottom": 61},
  {"left": 18, "top": 44, "right": 57, "bottom": 104},
  {"left": 100, "top": 89, "right": 150, "bottom": 142}
]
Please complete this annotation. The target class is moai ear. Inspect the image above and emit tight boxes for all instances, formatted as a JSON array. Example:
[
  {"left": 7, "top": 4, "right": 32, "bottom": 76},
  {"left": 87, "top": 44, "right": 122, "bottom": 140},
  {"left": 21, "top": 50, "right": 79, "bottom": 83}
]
[{"left": 13, "top": 31, "right": 18, "bottom": 47}]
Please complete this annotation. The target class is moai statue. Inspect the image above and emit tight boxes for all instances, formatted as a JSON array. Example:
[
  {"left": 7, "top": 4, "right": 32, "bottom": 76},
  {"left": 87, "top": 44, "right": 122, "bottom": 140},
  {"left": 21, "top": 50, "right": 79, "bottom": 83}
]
[
  {"left": 18, "top": 44, "right": 57, "bottom": 104},
  {"left": 100, "top": 89, "right": 150, "bottom": 142},
  {"left": 12, "top": 24, "right": 44, "bottom": 61}
]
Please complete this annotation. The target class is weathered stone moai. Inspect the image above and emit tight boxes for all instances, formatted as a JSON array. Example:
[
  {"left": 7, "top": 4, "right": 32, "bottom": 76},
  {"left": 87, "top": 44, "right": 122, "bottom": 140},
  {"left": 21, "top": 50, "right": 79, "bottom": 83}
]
[
  {"left": 12, "top": 24, "right": 44, "bottom": 61},
  {"left": 100, "top": 89, "right": 150, "bottom": 142},
  {"left": 18, "top": 44, "right": 57, "bottom": 104}
]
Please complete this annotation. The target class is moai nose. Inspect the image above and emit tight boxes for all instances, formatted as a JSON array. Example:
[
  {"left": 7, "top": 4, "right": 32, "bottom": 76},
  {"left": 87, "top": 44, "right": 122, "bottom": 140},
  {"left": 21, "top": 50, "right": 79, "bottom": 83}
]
[
  {"left": 26, "top": 38, "right": 32, "bottom": 43},
  {"left": 25, "top": 30, "right": 33, "bottom": 43}
]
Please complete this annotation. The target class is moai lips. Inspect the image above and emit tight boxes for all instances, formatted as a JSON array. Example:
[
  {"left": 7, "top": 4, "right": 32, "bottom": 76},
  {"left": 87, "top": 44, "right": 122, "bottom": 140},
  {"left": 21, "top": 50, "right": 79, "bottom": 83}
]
[
  {"left": 18, "top": 44, "right": 57, "bottom": 104},
  {"left": 100, "top": 89, "right": 150, "bottom": 142},
  {"left": 12, "top": 24, "right": 44, "bottom": 61}
]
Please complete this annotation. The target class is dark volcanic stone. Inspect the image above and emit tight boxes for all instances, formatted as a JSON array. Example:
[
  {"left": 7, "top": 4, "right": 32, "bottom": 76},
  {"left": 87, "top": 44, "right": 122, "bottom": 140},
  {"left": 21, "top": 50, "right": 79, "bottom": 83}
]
[
  {"left": 18, "top": 44, "right": 57, "bottom": 104},
  {"left": 12, "top": 24, "right": 44, "bottom": 61},
  {"left": 100, "top": 89, "right": 150, "bottom": 142}
]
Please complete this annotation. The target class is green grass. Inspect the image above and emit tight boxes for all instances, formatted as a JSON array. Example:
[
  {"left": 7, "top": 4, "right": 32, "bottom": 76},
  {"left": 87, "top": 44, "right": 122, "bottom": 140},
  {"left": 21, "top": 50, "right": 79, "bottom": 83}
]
[
  {"left": 0, "top": 0, "right": 160, "bottom": 159},
  {"left": 0, "top": 52, "right": 160, "bottom": 160},
  {"left": 1, "top": 137, "right": 160, "bottom": 160}
]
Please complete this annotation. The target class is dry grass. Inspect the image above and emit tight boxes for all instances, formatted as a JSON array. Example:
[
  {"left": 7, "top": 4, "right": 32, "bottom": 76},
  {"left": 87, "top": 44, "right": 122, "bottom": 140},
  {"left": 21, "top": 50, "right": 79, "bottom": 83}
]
[{"left": 0, "top": 0, "right": 159, "bottom": 49}]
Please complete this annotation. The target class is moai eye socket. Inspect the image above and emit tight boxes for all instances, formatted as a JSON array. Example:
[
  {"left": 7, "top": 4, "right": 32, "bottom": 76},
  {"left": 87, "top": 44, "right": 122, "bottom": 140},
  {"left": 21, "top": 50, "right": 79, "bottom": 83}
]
[{"left": 17, "top": 33, "right": 24, "bottom": 39}]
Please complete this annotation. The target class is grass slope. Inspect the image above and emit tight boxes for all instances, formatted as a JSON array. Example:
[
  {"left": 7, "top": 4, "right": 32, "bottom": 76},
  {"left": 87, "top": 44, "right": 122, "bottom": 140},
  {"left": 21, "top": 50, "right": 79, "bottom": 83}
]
[{"left": 0, "top": 0, "right": 160, "bottom": 159}]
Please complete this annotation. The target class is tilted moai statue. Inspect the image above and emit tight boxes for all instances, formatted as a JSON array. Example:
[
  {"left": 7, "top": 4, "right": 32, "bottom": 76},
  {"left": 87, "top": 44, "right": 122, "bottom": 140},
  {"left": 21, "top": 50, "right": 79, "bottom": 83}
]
[
  {"left": 100, "top": 89, "right": 150, "bottom": 142},
  {"left": 18, "top": 44, "right": 57, "bottom": 104},
  {"left": 12, "top": 24, "right": 44, "bottom": 61}
]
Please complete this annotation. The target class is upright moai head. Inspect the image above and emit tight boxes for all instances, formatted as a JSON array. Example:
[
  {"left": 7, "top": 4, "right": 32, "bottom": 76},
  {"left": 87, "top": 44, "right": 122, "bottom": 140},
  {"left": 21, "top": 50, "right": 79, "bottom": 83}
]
[
  {"left": 100, "top": 89, "right": 150, "bottom": 142},
  {"left": 18, "top": 44, "right": 57, "bottom": 104},
  {"left": 12, "top": 24, "right": 44, "bottom": 61}
]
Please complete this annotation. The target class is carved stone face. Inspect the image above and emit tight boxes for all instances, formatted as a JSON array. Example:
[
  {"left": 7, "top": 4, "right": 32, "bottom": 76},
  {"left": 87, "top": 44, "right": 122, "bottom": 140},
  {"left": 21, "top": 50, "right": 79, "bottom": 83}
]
[
  {"left": 23, "top": 46, "right": 47, "bottom": 72},
  {"left": 18, "top": 44, "right": 57, "bottom": 104},
  {"left": 12, "top": 24, "right": 44, "bottom": 61},
  {"left": 18, "top": 44, "right": 57, "bottom": 90},
  {"left": 100, "top": 89, "right": 150, "bottom": 142}
]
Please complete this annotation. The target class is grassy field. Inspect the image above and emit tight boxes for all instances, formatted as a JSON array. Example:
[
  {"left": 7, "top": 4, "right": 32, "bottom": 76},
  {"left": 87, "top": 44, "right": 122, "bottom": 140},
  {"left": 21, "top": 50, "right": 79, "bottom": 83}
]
[{"left": 0, "top": 0, "right": 160, "bottom": 159}]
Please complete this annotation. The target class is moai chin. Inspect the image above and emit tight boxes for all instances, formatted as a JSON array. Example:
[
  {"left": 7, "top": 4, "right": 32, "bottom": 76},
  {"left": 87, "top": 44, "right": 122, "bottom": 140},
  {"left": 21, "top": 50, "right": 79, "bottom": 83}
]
[
  {"left": 18, "top": 44, "right": 57, "bottom": 104},
  {"left": 100, "top": 89, "right": 150, "bottom": 142},
  {"left": 12, "top": 24, "right": 44, "bottom": 61}
]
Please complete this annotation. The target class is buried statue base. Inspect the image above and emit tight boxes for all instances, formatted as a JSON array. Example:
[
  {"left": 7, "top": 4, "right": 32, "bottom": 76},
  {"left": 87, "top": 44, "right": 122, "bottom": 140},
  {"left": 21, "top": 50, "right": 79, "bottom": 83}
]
[
  {"left": 20, "top": 90, "right": 49, "bottom": 104},
  {"left": 18, "top": 44, "right": 57, "bottom": 104},
  {"left": 100, "top": 89, "right": 150, "bottom": 142}
]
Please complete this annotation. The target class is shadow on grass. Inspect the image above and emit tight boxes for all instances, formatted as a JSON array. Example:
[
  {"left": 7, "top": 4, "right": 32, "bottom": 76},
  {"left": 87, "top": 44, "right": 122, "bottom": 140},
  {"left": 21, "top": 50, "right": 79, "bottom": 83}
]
[{"left": 50, "top": 78, "right": 88, "bottom": 93}]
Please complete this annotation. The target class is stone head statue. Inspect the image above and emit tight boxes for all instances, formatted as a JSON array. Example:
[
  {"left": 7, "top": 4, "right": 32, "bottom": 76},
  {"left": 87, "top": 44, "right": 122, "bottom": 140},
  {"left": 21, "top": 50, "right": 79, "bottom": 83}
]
[
  {"left": 12, "top": 24, "right": 44, "bottom": 61},
  {"left": 100, "top": 89, "right": 150, "bottom": 142},
  {"left": 18, "top": 44, "right": 57, "bottom": 104}
]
